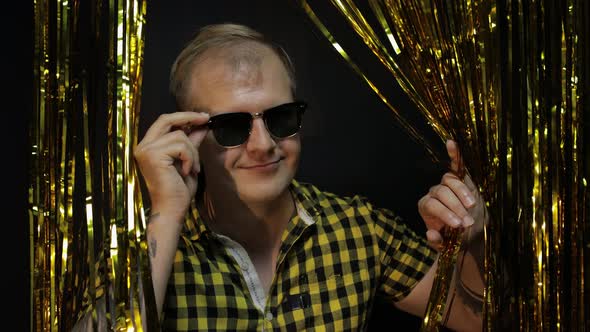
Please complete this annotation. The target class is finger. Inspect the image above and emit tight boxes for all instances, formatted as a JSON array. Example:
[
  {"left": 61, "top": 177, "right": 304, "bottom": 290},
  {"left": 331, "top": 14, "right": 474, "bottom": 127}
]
[
  {"left": 446, "top": 139, "right": 461, "bottom": 174},
  {"left": 151, "top": 130, "right": 200, "bottom": 176},
  {"left": 429, "top": 185, "right": 474, "bottom": 227},
  {"left": 441, "top": 173, "right": 476, "bottom": 208},
  {"left": 142, "top": 112, "right": 209, "bottom": 143},
  {"left": 156, "top": 130, "right": 201, "bottom": 176},
  {"left": 462, "top": 172, "right": 478, "bottom": 192},
  {"left": 418, "top": 195, "right": 450, "bottom": 230},
  {"left": 420, "top": 195, "right": 464, "bottom": 228},
  {"left": 163, "top": 142, "right": 195, "bottom": 177},
  {"left": 187, "top": 127, "right": 209, "bottom": 148},
  {"left": 191, "top": 148, "right": 200, "bottom": 175},
  {"left": 185, "top": 130, "right": 205, "bottom": 175},
  {"left": 184, "top": 172, "right": 199, "bottom": 196},
  {"left": 426, "top": 229, "right": 443, "bottom": 250}
]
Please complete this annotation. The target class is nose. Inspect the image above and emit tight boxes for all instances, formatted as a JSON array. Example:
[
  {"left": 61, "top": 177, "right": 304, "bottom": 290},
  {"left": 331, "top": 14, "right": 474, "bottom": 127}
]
[{"left": 245, "top": 117, "right": 276, "bottom": 157}]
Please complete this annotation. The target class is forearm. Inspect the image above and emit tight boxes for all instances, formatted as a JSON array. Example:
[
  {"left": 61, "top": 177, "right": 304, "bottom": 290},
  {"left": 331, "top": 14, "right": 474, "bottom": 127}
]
[
  {"left": 443, "top": 228, "right": 485, "bottom": 331},
  {"left": 146, "top": 212, "right": 184, "bottom": 320}
]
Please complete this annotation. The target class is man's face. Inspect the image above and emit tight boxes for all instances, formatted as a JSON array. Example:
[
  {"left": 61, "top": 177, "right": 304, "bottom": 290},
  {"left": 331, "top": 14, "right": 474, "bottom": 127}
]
[{"left": 185, "top": 46, "right": 301, "bottom": 205}]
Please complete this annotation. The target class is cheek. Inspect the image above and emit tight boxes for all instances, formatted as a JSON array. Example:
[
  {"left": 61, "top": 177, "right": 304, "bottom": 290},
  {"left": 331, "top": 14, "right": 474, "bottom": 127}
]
[
  {"left": 201, "top": 140, "right": 241, "bottom": 173},
  {"left": 281, "top": 137, "right": 301, "bottom": 163},
  {"left": 222, "top": 148, "right": 242, "bottom": 169}
]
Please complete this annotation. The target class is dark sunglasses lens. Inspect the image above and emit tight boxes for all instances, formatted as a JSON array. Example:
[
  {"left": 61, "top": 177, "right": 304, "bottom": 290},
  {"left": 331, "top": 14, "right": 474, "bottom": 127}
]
[
  {"left": 210, "top": 113, "right": 252, "bottom": 147},
  {"left": 265, "top": 103, "right": 305, "bottom": 138}
]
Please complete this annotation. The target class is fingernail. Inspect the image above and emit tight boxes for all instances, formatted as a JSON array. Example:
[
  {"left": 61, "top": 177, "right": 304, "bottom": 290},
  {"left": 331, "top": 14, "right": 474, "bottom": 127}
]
[
  {"left": 463, "top": 215, "right": 475, "bottom": 227},
  {"left": 465, "top": 194, "right": 475, "bottom": 206},
  {"left": 451, "top": 217, "right": 462, "bottom": 227}
]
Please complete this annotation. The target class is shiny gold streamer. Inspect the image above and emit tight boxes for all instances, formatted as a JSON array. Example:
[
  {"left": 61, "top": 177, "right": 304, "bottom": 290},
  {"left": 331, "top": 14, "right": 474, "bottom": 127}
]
[
  {"left": 31, "top": 0, "right": 153, "bottom": 331},
  {"left": 300, "top": 0, "right": 492, "bottom": 329},
  {"left": 298, "top": 0, "right": 588, "bottom": 330},
  {"left": 299, "top": 1, "right": 439, "bottom": 162}
]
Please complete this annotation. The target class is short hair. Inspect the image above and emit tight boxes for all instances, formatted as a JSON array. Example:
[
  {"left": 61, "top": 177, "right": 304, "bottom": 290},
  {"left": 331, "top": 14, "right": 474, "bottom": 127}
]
[{"left": 169, "top": 23, "right": 297, "bottom": 109}]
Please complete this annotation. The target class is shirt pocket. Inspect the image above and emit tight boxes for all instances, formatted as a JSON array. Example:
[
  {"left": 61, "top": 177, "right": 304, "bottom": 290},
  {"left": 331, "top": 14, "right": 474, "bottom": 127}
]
[{"left": 285, "top": 268, "right": 369, "bottom": 329}]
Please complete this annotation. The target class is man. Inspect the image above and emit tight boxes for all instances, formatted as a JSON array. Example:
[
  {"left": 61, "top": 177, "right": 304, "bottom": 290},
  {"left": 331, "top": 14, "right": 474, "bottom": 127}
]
[{"left": 133, "top": 23, "right": 485, "bottom": 331}]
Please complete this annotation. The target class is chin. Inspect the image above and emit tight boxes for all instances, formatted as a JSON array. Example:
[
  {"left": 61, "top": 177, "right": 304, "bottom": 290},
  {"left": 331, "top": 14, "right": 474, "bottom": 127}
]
[{"left": 235, "top": 173, "right": 293, "bottom": 204}]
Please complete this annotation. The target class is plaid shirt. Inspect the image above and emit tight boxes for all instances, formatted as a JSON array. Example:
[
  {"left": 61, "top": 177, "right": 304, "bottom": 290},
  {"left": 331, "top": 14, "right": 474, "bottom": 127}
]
[{"left": 162, "top": 180, "right": 436, "bottom": 331}]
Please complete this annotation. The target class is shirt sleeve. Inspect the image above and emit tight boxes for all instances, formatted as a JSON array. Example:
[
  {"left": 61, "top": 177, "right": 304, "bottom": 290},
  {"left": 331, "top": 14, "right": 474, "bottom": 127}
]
[{"left": 351, "top": 195, "right": 437, "bottom": 302}]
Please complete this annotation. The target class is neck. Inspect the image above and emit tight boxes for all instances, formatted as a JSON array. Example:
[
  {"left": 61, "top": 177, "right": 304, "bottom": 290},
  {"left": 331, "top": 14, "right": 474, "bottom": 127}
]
[{"left": 199, "top": 188, "right": 295, "bottom": 254}]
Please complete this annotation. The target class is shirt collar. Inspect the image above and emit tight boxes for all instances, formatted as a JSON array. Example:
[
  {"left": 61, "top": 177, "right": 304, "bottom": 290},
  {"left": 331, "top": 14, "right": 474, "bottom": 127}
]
[
  {"left": 182, "top": 179, "right": 321, "bottom": 242},
  {"left": 290, "top": 179, "right": 321, "bottom": 225}
]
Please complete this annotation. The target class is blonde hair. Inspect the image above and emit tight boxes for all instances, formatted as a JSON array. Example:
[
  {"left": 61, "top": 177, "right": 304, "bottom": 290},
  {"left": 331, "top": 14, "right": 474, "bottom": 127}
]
[{"left": 169, "top": 23, "right": 297, "bottom": 109}]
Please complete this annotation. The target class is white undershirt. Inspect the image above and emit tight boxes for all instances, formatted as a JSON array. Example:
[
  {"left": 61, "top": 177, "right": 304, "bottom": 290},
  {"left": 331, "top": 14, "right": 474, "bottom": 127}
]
[{"left": 212, "top": 203, "right": 316, "bottom": 313}]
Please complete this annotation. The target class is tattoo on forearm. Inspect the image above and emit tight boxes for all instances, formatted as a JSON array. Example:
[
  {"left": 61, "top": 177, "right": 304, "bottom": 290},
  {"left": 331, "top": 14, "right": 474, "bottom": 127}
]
[
  {"left": 456, "top": 270, "right": 484, "bottom": 315},
  {"left": 147, "top": 212, "right": 159, "bottom": 258},
  {"left": 149, "top": 238, "right": 157, "bottom": 258}
]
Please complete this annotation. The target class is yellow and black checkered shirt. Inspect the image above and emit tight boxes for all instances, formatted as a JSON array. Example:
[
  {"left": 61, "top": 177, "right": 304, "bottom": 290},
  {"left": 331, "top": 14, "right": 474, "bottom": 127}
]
[{"left": 162, "top": 180, "right": 437, "bottom": 331}]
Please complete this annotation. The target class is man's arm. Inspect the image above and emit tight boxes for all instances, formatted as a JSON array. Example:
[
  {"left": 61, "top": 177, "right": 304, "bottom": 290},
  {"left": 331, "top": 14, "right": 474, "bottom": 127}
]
[
  {"left": 394, "top": 227, "right": 485, "bottom": 331},
  {"left": 133, "top": 111, "right": 210, "bottom": 319},
  {"left": 395, "top": 140, "right": 486, "bottom": 331},
  {"left": 146, "top": 212, "right": 185, "bottom": 319}
]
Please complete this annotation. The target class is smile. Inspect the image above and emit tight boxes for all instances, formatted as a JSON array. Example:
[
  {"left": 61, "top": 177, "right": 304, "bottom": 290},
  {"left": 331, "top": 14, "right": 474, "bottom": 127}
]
[{"left": 241, "top": 158, "right": 282, "bottom": 171}]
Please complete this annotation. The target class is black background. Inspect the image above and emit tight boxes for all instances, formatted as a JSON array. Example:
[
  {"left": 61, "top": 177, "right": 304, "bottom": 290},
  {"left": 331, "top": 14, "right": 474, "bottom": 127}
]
[
  {"left": 11, "top": 0, "right": 33, "bottom": 330},
  {"left": 16, "top": 1, "right": 452, "bottom": 330}
]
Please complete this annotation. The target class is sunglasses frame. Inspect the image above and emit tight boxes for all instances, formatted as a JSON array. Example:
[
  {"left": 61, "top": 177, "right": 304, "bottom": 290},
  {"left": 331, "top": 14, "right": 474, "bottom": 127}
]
[{"left": 205, "top": 101, "right": 307, "bottom": 148}]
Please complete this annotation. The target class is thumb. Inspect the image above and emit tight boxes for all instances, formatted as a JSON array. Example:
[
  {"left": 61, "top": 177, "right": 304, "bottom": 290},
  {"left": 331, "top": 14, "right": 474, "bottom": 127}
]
[
  {"left": 185, "top": 173, "right": 199, "bottom": 196},
  {"left": 188, "top": 128, "right": 209, "bottom": 147},
  {"left": 446, "top": 139, "right": 461, "bottom": 174}
]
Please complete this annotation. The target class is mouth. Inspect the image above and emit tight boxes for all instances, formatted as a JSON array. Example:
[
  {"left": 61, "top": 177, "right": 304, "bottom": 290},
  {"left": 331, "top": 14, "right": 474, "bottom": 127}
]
[{"left": 241, "top": 158, "right": 283, "bottom": 170}]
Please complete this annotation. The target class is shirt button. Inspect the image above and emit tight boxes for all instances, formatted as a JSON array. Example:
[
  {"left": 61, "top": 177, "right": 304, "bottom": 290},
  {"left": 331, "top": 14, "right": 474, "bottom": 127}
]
[
  {"left": 240, "top": 263, "right": 249, "bottom": 271},
  {"left": 265, "top": 312, "right": 273, "bottom": 321}
]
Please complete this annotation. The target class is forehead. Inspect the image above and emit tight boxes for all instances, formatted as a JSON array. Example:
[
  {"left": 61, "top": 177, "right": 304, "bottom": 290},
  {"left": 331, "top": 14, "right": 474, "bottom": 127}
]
[
  {"left": 214, "top": 47, "right": 265, "bottom": 91},
  {"left": 194, "top": 43, "right": 275, "bottom": 84},
  {"left": 186, "top": 44, "right": 292, "bottom": 113}
]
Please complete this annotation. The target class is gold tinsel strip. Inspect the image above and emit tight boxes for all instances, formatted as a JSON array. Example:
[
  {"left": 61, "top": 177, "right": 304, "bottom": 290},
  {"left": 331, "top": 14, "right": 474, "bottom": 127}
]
[
  {"left": 297, "top": 0, "right": 587, "bottom": 331},
  {"left": 299, "top": 0, "right": 439, "bottom": 162},
  {"left": 298, "top": 2, "right": 476, "bottom": 329},
  {"left": 106, "top": 0, "right": 149, "bottom": 330},
  {"left": 31, "top": 0, "right": 151, "bottom": 330}
]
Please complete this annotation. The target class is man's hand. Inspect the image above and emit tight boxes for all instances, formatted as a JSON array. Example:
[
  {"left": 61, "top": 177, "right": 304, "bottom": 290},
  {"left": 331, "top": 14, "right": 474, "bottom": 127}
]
[
  {"left": 134, "top": 111, "right": 210, "bottom": 222},
  {"left": 133, "top": 111, "right": 210, "bottom": 319},
  {"left": 418, "top": 140, "right": 485, "bottom": 248},
  {"left": 416, "top": 139, "right": 486, "bottom": 331}
]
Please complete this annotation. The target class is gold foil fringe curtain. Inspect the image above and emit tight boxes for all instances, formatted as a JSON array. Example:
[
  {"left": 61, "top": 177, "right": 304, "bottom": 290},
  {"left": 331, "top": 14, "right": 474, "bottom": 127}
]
[
  {"left": 298, "top": 0, "right": 588, "bottom": 331},
  {"left": 30, "top": 0, "right": 156, "bottom": 330}
]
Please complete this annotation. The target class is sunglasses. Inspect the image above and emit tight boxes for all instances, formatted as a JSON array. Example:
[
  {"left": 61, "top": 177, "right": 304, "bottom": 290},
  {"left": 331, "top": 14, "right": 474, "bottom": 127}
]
[{"left": 204, "top": 101, "right": 307, "bottom": 148}]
